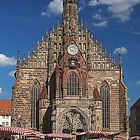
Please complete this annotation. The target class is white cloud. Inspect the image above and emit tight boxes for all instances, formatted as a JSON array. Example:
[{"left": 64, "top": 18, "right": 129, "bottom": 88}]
[
  {"left": 0, "top": 88, "right": 3, "bottom": 94},
  {"left": 131, "top": 31, "right": 140, "bottom": 36},
  {"left": 0, "top": 54, "right": 16, "bottom": 67},
  {"left": 113, "top": 47, "right": 127, "bottom": 55},
  {"left": 93, "top": 20, "right": 108, "bottom": 27},
  {"left": 88, "top": 0, "right": 140, "bottom": 22},
  {"left": 88, "top": 0, "right": 100, "bottom": 6},
  {"left": 8, "top": 70, "right": 16, "bottom": 77},
  {"left": 93, "top": 13, "right": 104, "bottom": 20},
  {"left": 41, "top": 0, "right": 63, "bottom": 16},
  {"left": 136, "top": 81, "right": 140, "bottom": 85},
  {"left": 78, "top": 7, "right": 83, "bottom": 12},
  {"left": 78, "top": 0, "right": 86, "bottom": 12}
]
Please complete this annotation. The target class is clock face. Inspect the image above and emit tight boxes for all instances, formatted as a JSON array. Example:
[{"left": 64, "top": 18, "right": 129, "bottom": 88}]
[{"left": 67, "top": 44, "right": 78, "bottom": 55}]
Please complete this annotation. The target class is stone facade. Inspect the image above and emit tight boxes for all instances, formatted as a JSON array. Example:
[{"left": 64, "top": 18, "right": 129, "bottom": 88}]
[
  {"left": 130, "top": 98, "right": 140, "bottom": 136},
  {"left": 12, "top": 0, "right": 129, "bottom": 139}
]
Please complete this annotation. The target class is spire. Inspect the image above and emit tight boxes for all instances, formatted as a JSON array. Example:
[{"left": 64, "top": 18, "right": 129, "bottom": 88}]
[
  {"left": 42, "top": 35, "right": 44, "bottom": 42},
  {"left": 27, "top": 48, "right": 30, "bottom": 59},
  {"left": 86, "top": 22, "right": 88, "bottom": 32},
  {"left": 81, "top": 17, "right": 84, "bottom": 27},
  {"left": 17, "top": 50, "right": 21, "bottom": 65},
  {"left": 119, "top": 54, "right": 122, "bottom": 66},
  {"left": 46, "top": 31, "right": 49, "bottom": 40},
  {"left": 52, "top": 23, "right": 55, "bottom": 33},
  {"left": 119, "top": 54, "right": 123, "bottom": 81},
  {"left": 37, "top": 40, "right": 40, "bottom": 50},
  {"left": 57, "top": 19, "right": 60, "bottom": 28},
  {"left": 99, "top": 41, "right": 102, "bottom": 52},
  {"left": 23, "top": 53, "right": 26, "bottom": 63},
  {"left": 113, "top": 56, "right": 116, "bottom": 65},
  {"left": 62, "top": 0, "right": 78, "bottom": 35}
]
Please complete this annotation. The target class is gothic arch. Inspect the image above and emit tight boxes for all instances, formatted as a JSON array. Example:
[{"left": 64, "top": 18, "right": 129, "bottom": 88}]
[
  {"left": 82, "top": 72, "right": 87, "bottom": 96},
  {"left": 66, "top": 70, "right": 80, "bottom": 77},
  {"left": 66, "top": 71, "right": 79, "bottom": 95},
  {"left": 57, "top": 107, "right": 89, "bottom": 133},
  {"left": 31, "top": 79, "right": 41, "bottom": 129},
  {"left": 101, "top": 80, "right": 110, "bottom": 91},
  {"left": 30, "top": 78, "right": 41, "bottom": 87},
  {"left": 100, "top": 80, "right": 110, "bottom": 129}
]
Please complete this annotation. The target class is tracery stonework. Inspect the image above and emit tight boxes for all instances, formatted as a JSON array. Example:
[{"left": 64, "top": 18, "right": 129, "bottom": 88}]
[{"left": 12, "top": 0, "right": 129, "bottom": 139}]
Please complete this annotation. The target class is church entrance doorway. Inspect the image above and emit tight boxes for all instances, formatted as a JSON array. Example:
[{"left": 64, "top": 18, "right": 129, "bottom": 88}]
[{"left": 76, "top": 129, "right": 84, "bottom": 140}]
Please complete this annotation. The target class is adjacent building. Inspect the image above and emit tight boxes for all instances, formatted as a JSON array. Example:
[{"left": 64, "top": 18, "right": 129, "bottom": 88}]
[
  {"left": 130, "top": 98, "right": 140, "bottom": 136},
  {"left": 11, "top": 0, "right": 129, "bottom": 139},
  {"left": 0, "top": 100, "right": 12, "bottom": 127}
]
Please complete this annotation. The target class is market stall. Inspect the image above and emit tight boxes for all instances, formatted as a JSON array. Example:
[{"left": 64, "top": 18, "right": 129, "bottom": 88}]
[
  {"left": 72, "top": 130, "right": 120, "bottom": 140},
  {"left": 0, "top": 126, "right": 44, "bottom": 139}
]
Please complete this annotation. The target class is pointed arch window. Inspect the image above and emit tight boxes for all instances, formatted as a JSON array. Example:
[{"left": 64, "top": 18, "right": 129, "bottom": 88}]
[
  {"left": 31, "top": 80, "right": 40, "bottom": 128},
  {"left": 82, "top": 73, "right": 87, "bottom": 96},
  {"left": 100, "top": 82, "right": 109, "bottom": 129},
  {"left": 67, "top": 72, "right": 79, "bottom": 95}
]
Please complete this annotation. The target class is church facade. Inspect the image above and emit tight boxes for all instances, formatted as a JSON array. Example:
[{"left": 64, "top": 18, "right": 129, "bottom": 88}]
[{"left": 12, "top": 0, "right": 129, "bottom": 139}]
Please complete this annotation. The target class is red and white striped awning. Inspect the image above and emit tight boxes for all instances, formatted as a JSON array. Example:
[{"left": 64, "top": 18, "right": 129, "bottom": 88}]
[
  {"left": 114, "top": 135, "right": 125, "bottom": 140},
  {"left": 128, "top": 136, "right": 140, "bottom": 140},
  {"left": 0, "top": 126, "right": 43, "bottom": 138},
  {"left": 45, "top": 133, "right": 73, "bottom": 138},
  {"left": 72, "top": 132, "right": 86, "bottom": 136},
  {"left": 72, "top": 130, "right": 120, "bottom": 138}
]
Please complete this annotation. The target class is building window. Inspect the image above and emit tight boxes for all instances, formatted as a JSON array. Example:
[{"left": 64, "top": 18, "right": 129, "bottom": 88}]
[
  {"left": 31, "top": 80, "right": 40, "bottom": 129},
  {"left": 2, "top": 116, "right": 5, "bottom": 119},
  {"left": 2, "top": 122, "right": 5, "bottom": 126},
  {"left": 82, "top": 73, "right": 87, "bottom": 96},
  {"left": 67, "top": 72, "right": 79, "bottom": 95},
  {"left": 6, "top": 116, "right": 9, "bottom": 119},
  {"left": 100, "top": 82, "right": 110, "bottom": 129},
  {"left": 6, "top": 122, "right": 9, "bottom": 126}
]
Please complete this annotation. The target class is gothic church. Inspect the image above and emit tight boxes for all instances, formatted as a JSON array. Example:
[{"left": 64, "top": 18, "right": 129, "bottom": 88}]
[{"left": 12, "top": 0, "right": 129, "bottom": 139}]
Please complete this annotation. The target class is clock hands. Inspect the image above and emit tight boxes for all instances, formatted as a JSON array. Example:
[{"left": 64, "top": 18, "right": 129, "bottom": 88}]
[{"left": 67, "top": 44, "right": 78, "bottom": 55}]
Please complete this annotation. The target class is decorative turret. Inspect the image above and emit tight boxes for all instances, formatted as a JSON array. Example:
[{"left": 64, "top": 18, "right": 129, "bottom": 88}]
[
  {"left": 93, "top": 86, "right": 102, "bottom": 101},
  {"left": 80, "top": 17, "right": 84, "bottom": 30},
  {"left": 113, "top": 56, "right": 116, "bottom": 65},
  {"left": 62, "top": 0, "right": 79, "bottom": 47},
  {"left": 27, "top": 48, "right": 30, "bottom": 59},
  {"left": 23, "top": 53, "right": 27, "bottom": 64},
  {"left": 17, "top": 50, "right": 21, "bottom": 66},
  {"left": 40, "top": 85, "right": 48, "bottom": 100},
  {"left": 104, "top": 46, "right": 107, "bottom": 55},
  {"left": 91, "top": 86, "right": 102, "bottom": 130},
  {"left": 86, "top": 22, "right": 88, "bottom": 33},
  {"left": 119, "top": 54, "right": 123, "bottom": 81},
  {"left": 57, "top": 19, "right": 60, "bottom": 28},
  {"left": 15, "top": 50, "right": 21, "bottom": 79},
  {"left": 39, "top": 84, "right": 49, "bottom": 132},
  {"left": 52, "top": 24, "right": 55, "bottom": 34}
]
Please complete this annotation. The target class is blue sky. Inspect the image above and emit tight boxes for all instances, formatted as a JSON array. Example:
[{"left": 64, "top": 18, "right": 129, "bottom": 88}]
[{"left": 0, "top": 0, "right": 140, "bottom": 112}]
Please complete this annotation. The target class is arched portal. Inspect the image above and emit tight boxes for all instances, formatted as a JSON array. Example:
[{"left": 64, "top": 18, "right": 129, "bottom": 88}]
[{"left": 61, "top": 108, "right": 88, "bottom": 139}]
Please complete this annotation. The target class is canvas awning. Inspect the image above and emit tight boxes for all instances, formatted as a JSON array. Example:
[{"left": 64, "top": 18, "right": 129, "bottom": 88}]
[
  {"left": 72, "top": 130, "right": 120, "bottom": 138},
  {"left": 114, "top": 135, "right": 125, "bottom": 140},
  {"left": 0, "top": 126, "right": 43, "bottom": 138},
  {"left": 128, "top": 136, "right": 140, "bottom": 140},
  {"left": 45, "top": 133, "right": 73, "bottom": 138}
]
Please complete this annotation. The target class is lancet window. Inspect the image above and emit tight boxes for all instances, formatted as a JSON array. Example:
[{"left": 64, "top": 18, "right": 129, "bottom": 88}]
[
  {"left": 100, "top": 82, "right": 110, "bottom": 128},
  {"left": 67, "top": 72, "right": 79, "bottom": 95},
  {"left": 31, "top": 80, "right": 40, "bottom": 128}
]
